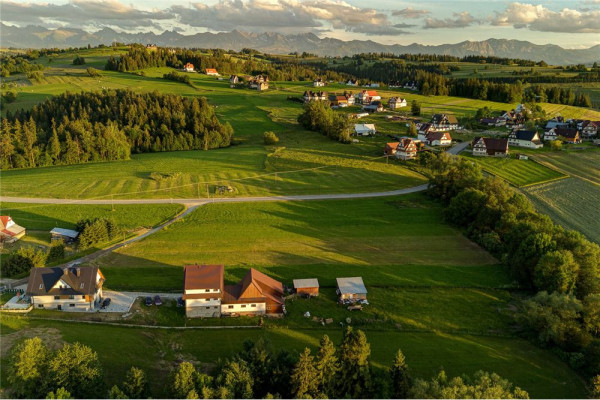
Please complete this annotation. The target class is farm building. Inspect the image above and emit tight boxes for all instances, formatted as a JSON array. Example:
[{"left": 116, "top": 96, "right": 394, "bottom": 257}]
[
  {"left": 26, "top": 266, "right": 105, "bottom": 311},
  {"left": 293, "top": 279, "right": 319, "bottom": 296},
  {"left": 508, "top": 130, "right": 543, "bottom": 149},
  {"left": 336, "top": 277, "right": 367, "bottom": 301},
  {"left": 0, "top": 216, "right": 26, "bottom": 243},
  {"left": 50, "top": 227, "right": 79, "bottom": 243},
  {"left": 183, "top": 63, "right": 195, "bottom": 72},
  {"left": 183, "top": 265, "right": 285, "bottom": 317},
  {"left": 354, "top": 124, "right": 377, "bottom": 136},
  {"left": 472, "top": 137, "right": 509, "bottom": 157},
  {"left": 205, "top": 68, "right": 219, "bottom": 76}
]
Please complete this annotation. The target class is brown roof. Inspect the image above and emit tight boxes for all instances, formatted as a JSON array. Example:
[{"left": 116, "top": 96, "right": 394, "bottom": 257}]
[
  {"left": 223, "top": 268, "right": 284, "bottom": 305},
  {"left": 427, "top": 131, "right": 451, "bottom": 142},
  {"left": 555, "top": 128, "right": 579, "bottom": 139},
  {"left": 26, "top": 266, "right": 103, "bottom": 297},
  {"left": 474, "top": 137, "right": 508, "bottom": 155},
  {"left": 183, "top": 264, "right": 224, "bottom": 292}
]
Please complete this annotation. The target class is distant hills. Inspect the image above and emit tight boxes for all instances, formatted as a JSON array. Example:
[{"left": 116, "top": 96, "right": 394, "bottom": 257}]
[{"left": 2, "top": 24, "right": 599, "bottom": 66}]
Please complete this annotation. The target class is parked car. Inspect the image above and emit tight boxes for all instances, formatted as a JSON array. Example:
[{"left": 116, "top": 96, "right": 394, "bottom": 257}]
[
  {"left": 177, "top": 297, "right": 184, "bottom": 307},
  {"left": 101, "top": 298, "right": 111, "bottom": 309},
  {"left": 145, "top": 296, "right": 153, "bottom": 306},
  {"left": 154, "top": 295, "right": 162, "bottom": 306}
]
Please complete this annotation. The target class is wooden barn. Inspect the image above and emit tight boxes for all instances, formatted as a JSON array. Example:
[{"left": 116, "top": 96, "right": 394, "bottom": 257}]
[{"left": 293, "top": 278, "right": 319, "bottom": 296}]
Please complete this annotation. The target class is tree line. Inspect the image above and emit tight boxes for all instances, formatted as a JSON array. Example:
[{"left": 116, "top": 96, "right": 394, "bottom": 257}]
[
  {"left": 1, "top": 89, "right": 233, "bottom": 169},
  {"left": 297, "top": 101, "right": 351, "bottom": 143},
  {"left": 7, "top": 329, "right": 537, "bottom": 399},
  {"left": 422, "top": 152, "right": 600, "bottom": 385}
]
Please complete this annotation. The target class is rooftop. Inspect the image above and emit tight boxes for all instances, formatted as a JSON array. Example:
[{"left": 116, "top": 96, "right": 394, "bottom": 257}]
[{"left": 336, "top": 277, "right": 367, "bottom": 295}]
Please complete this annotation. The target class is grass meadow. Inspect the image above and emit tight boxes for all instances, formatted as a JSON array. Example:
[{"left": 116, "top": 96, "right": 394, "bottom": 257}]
[{"left": 463, "top": 154, "right": 567, "bottom": 187}]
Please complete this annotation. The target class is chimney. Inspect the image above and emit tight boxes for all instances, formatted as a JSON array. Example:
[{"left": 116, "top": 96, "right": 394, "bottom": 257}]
[{"left": 76, "top": 268, "right": 81, "bottom": 277}]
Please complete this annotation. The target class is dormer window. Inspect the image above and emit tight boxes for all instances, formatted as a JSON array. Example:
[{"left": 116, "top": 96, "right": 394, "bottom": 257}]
[
  {"left": 80, "top": 283, "right": 84, "bottom": 289},
  {"left": 39, "top": 284, "right": 43, "bottom": 289}
]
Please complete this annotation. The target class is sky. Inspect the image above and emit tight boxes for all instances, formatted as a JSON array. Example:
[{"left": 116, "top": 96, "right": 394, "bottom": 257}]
[{"left": 2, "top": 0, "right": 600, "bottom": 49}]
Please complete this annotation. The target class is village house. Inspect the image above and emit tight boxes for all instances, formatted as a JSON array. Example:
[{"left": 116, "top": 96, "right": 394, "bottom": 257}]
[
  {"left": 293, "top": 279, "right": 319, "bottom": 297},
  {"left": 543, "top": 128, "right": 558, "bottom": 141},
  {"left": 358, "top": 90, "right": 381, "bottom": 105},
  {"left": 346, "top": 79, "right": 358, "bottom": 86},
  {"left": 0, "top": 216, "right": 26, "bottom": 243},
  {"left": 472, "top": 137, "right": 509, "bottom": 157},
  {"left": 183, "top": 63, "right": 195, "bottom": 72},
  {"left": 417, "top": 123, "right": 434, "bottom": 140},
  {"left": 555, "top": 128, "right": 582, "bottom": 144},
  {"left": 480, "top": 117, "right": 506, "bottom": 127},
  {"left": 336, "top": 277, "right": 367, "bottom": 301},
  {"left": 388, "top": 81, "right": 402, "bottom": 88},
  {"left": 344, "top": 92, "right": 355, "bottom": 105},
  {"left": 403, "top": 81, "right": 418, "bottom": 91},
  {"left": 183, "top": 265, "right": 285, "bottom": 317},
  {"left": 544, "top": 117, "right": 568, "bottom": 130},
  {"left": 384, "top": 142, "right": 400, "bottom": 157},
  {"left": 26, "top": 266, "right": 104, "bottom": 311},
  {"left": 581, "top": 120, "right": 599, "bottom": 138},
  {"left": 205, "top": 68, "right": 220, "bottom": 76},
  {"left": 426, "top": 131, "right": 452, "bottom": 146},
  {"left": 303, "top": 90, "right": 328, "bottom": 102},
  {"left": 248, "top": 75, "right": 269, "bottom": 90},
  {"left": 508, "top": 130, "right": 543, "bottom": 149},
  {"left": 388, "top": 97, "right": 407, "bottom": 109},
  {"left": 362, "top": 100, "right": 383, "bottom": 113},
  {"left": 313, "top": 78, "right": 326, "bottom": 87},
  {"left": 329, "top": 94, "right": 349, "bottom": 107},
  {"left": 502, "top": 110, "right": 526, "bottom": 128},
  {"left": 50, "top": 227, "right": 79, "bottom": 243},
  {"left": 430, "top": 114, "right": 459, "bottom": 131},
  {"left": 229, "top": 75, "right": 239, "bottom": 87},
  {"left": 354, "top": 123, "right": 377, "bottom": 136},
  {"left": 145, "top": 44, "right": 157, "bottom": 50},
  {"left": 394, "top": 138, "right": 418, "bottom": 160}
]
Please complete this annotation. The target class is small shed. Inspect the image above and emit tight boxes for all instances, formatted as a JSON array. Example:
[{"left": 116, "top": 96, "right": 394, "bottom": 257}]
[
  {"left": 293, "top": 278, "right": 319, "bottom": 296},
  {"left": 50, "top": 227, "right": 79, "bottom": 243},
  {"left": 336, "top": 277, "right": 367, "bottom": 300}
]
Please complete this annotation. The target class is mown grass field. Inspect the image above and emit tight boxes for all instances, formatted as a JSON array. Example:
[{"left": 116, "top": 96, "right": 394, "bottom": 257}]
[
  {"left": 0, "top": 316, "right": 586, "bottom": 399},
  {"left": 463, "top": 154, "right": 567, "bottom": 187}
]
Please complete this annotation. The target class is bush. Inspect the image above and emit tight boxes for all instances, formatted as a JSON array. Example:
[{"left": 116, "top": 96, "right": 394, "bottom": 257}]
[
  {"left": 73, "top": 56, "right": 86, "bottom": 65},
  {"left": 163, "top": 71, "right": 191, "bottom": 85},
  {"left": 76, "top": 218, "right": 120, "bottom": 249},
  {"left": 26, "top": 71, "right": 44, "bottom": 82},
  {"left": 263, "top": 131, "right": 279, "bottom": 145},
  {"left": 48, "top": 241, "right": 66, "bottom": 261},
  {"left": 1, "top": 246, "right": 47, "bottom": 277},
  {"left": 2, "top": 90, "right": 18, "bottom": 103},
  {"left": 86, "top": 67, "right": 100, "bottom": 78}
]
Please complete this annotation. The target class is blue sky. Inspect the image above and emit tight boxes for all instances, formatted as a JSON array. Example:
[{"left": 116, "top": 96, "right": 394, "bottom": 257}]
[{"left": 2, "top": 0, "right": 600, "bottom": 48}]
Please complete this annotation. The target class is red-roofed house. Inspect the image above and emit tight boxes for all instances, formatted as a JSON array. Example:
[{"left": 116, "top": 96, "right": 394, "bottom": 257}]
[
  {"left": 0, "top": 216, "right": 26, "bottom": 243},
  {"left": 183, "top": 63, "right": 195, "bottom": 72},
  {"left": 183, "top": 265, "right": 284, "bottom": 318},
  {"left": 205, "top": 68, "right": 219, "bottom": 76},
  {"left": 358, "top": 90, "right": 381, "bottom": 104}
]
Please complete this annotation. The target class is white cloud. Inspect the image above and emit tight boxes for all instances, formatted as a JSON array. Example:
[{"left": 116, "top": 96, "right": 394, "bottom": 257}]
[
  {"left": 492, "top": 2, "right": 600, "bottom": 33},
  {"left": 392, "top": 7, "right": 430, "bottom": 19},
  {"left": 424, "top": 12, "right": 477, "bottom": 29}
]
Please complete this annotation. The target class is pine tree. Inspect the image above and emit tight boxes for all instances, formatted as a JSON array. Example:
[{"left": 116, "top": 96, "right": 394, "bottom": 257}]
[
  {"left": 49, "top": 119, "right": 61, "bottom": 163},
  {"left": 390, "top": 350, "right": 411, "bottom": 399},
  {"left": 337, "top": 327, "right": 372, "bottom": 398},
  {"left": 290, "top": 348, "right": 319, "bottom": 399},
  {"left": 315, "top": 335, "right": 338, "bottom": 397},
  {"left": 122, "top": 367, "right": 147, "bottom": 399}
]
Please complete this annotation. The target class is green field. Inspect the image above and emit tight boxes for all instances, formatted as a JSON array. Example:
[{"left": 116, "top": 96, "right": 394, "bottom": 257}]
[{"left": 463, "top": 154, "right": 567, "bottom": 187}]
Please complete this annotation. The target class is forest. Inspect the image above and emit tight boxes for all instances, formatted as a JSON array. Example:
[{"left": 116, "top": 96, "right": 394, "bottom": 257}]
[{"left": 0, "top": 90, "right": 233, "bottom": 169}]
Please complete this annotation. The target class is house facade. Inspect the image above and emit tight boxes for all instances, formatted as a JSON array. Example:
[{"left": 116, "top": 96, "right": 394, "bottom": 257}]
[
  {"left": 26, "top": 266, "right": 104, "bottom": 311},
  {"left": 554, "top": 128, "right": 582, "bottom": 144},
  {"left": 472, "top": 137, "right": 509, "bottom": 157},
  {"left": 183, "top": 265, "right": 285, "bottom": 317},
  {"left": 581, "top": 121, "right": 599, "bottom": 139},
  {"left": 426, "top": 131, "right": 452, "bottom": 146},
  {"left": 0, "top": 216, "right": 26, "bottom": 243},
  {"left": 329, "top": 95, "right": 348, "bottom": 107},
  {"left": 303, "top": 91, "right": 328, "bottom": 102},
  {"left": 508, "top": 130, "right": 543, "bottom": 149},
  {"left": 395, "top": 138, "right": 418, "bottom": 160},
  {"left": 431, "top": 114, "right": 459, "bottom": 130},
  {"left": 293, "top": 279, "right": 319, "bottom": 296},
  {"left": 248, "top": 75, "right": 269, "bottom": 90},
  {"left": 229, "top": 75, "right": 239, "bottom": 87},
  {"left": 388, "top": 97, "right": 407, "bottom": 109},
  {"left": 362, "top": 101, "right": 383, "bottom": 112}
]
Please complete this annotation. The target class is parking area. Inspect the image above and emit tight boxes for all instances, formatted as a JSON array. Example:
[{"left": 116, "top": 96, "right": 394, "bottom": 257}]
[{"left": 99, "top": 291, "right": 181, "bottom": 313}]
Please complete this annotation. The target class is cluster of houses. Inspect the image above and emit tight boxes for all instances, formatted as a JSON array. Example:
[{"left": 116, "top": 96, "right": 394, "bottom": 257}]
[
  {"left": 543, "top": 117, "right": 598, "bottom": 142},
  {"left": 303, "top": 88, "right": 407, "bottom": 114},
  {"left": 228, "top": 74, "right": 269, "bottom": 90}
]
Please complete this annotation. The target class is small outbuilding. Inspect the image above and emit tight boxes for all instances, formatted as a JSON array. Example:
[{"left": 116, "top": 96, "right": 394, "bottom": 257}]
[
  {"left": 293, "top": 278, "right": 319, "bottom": 297},
  {"left": 50, "top": 227, "right": 79, "bottom": 243},
  {"left": 336, "top": 277, "right": 367, "bottom": 300}
]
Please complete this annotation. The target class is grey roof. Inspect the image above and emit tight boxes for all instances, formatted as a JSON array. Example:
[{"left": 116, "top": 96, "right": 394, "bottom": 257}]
[
  {"left": 50, "top": 227, "right": 79, "bottom": 239},
  {"left": 336, "top": 277, "right": 367, "bottom": 295},
  {"left": 26, "top": 266, "right": 102, "bottom": 297},
  {"left": 513, "top": 130, "right": 538, "bottom": 141},
  {"left": 293, "top": 278, "right": 319, "bottom": 289}
]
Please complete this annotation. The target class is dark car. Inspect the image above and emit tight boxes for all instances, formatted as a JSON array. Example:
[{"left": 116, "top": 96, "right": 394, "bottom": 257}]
[
  {"left": 154, "top": 295, "right": 163, "bottom": 306},
  {"left": 101, "top": 298, "right": 111, "bottom": 309},
  {"left": 145, "top": 296, "right": 153, "bottom": 306},
  {"left": 177, "top": 297, "right": 184, "bottom": 307}
]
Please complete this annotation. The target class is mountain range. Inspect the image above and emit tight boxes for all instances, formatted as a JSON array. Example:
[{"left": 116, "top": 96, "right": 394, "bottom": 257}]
[{"left": 2, "top": 24, "right": 599, "bottom": 66}]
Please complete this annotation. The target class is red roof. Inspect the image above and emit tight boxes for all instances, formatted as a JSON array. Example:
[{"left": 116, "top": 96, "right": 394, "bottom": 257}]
[
  {"left": 0, "top": 216, "right": 11, "bottom": 226},
  {"left": 205, "top": 68, "right": 218, "bottom": 74},
  {"left": 183, "top": 264, "right": 224, "bottom": 292}
]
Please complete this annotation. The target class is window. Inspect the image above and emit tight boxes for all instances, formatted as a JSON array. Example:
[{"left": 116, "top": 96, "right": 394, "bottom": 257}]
[
  {"left": 266, "top": 306, "right": 272, "bottom": 310},
  {"left": 69, "top": 295, "right": 74, "bottom": 300},
  {"left": 205, "top": 306, "right": 211, "bottom": 310},
  {"left": 54, "top": 296, "right": 60, "bottom": 300},
  {"left": 80, "top": 283, "right": 84, "bottom": 288},
  {"left": 251, "top": 304, "right": 256, "bottom": 308},
  {"left": 69, "top": 304, "right": 75, "bottom": 307},
  {"left": 205, "top": 289, "right": 210, "bottom": 293},
  {"left": 38, "top": 304, "right": 44, "bottom": 308},
  {"left": 39, "top": 284, "right": 43, "bottom": 289},
  {"left": 82, "top": 295, "right": 86, "bottom": 299},
  {"left": 241, "top": 305, "right": 246, "bottom": 308},
  {"left": 228, "top": 305, "right": 234, "bottom": 309}
]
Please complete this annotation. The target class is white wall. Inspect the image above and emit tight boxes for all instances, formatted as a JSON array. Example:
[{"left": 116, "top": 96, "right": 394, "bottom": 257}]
[{"left": 221, "top": 302, "right": 266, "bottom": 314}]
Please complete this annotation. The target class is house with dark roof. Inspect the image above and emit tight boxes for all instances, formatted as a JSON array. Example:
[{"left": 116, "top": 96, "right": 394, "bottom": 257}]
[
  {"left": 362, "top": 100, "right": 383, "bottom": 112},
  {"left": 508, "top": 130, "right": 543, "bottom": 149},
  {"left": 26, "top": 266, "right": 104, "bottom": 311},
  {"left": 555, "top": 128, "right": 582, "bottom": 144},
  {"left": 426, "top": 131, "right": 452, "bottom": 146},
  {"left": 581, "top": 120, "right": 599, "bottom": 138},
  {"left": 388, "top": 97, "right": 407, "bottom": 109},
  {"left": 183, "top": 265, "right": 284, "bottom": 317},
  {"left": 472, "top": 137, "right": 509, "bottom": 157},
  {"left": 0, "top": 216, "right": 26, "bottom": 243},
  {"left": 430, "top": 114, "right": 459, "bottom": 130}
]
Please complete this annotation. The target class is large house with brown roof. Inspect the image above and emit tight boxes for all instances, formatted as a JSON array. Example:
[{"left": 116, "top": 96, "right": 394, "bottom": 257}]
[
  {"left": 26, "top": 266, "right": 104, "bottom": 311},
  {"left": 0, "top": 216, "right": 26, "bottom": 243},
  {"left": 425, "top": 131, "right": 452, "bottom": 147},
  {"left": 183, "top": 265, "right": 285, "bottom": 317},
  {"left": 472, "top": 137, "right": 509, "bottom": 157},
  {"left": 431, "top": 114, "right": 459, "bottom": 131}
]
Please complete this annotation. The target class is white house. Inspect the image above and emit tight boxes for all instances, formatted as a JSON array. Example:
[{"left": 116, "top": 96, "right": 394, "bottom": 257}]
[
  {"left": 426, "top": 131, "right": 452, "bottom": 146},
  {"left": 508, "top": 130, "right": 543, "bottom": 149},
  {"left": 358, "top": 90, "right": 381, "bottom": 104},
  {"left": 388, "top": 97, "right": 407, "bottom": 109},
  {"left": 26, "top": 266, "right": 104, "bottom": 311},
  {"left": 183, "top": 63, "right": 195, "bottom": 72},
  {"left": 313, "top": 79, "right": 326, "bottom": 87},
  {"left": 205, "top": 68, "right": 219, "bottom": 76},
  {"left": 346, "top": 79, "right": 358, "bottom": 86},
  {"left": 472, "top": 137, "right": 509, "bottom": 157},
  {"left": 354, "top": 124, "right": 377, "bottom": 136},
  {"left": 183, "top": 264, "right": 224, "bottom": 318}
]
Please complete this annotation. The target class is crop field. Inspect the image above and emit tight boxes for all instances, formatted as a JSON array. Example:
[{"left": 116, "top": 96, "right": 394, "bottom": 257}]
[{"left": 463, "top": 154, "right": 567, "bottom": 187}]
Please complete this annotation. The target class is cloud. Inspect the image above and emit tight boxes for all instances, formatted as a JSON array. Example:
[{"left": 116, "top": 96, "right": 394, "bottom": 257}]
[
  {"left": 392, "top": 7, "right": 430, "bottom": 18},
  {"left": 424, "top": 12, "right": 477, "bottom": 29},
  {"left": 492, "top": 2, "right": 600, "bottom": 33},
  {"left": 1, "top": 0, "right": 173, "bottom": 30},
  {"left": 170, "top": 0, "right": 411, "bottom": 35}
]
